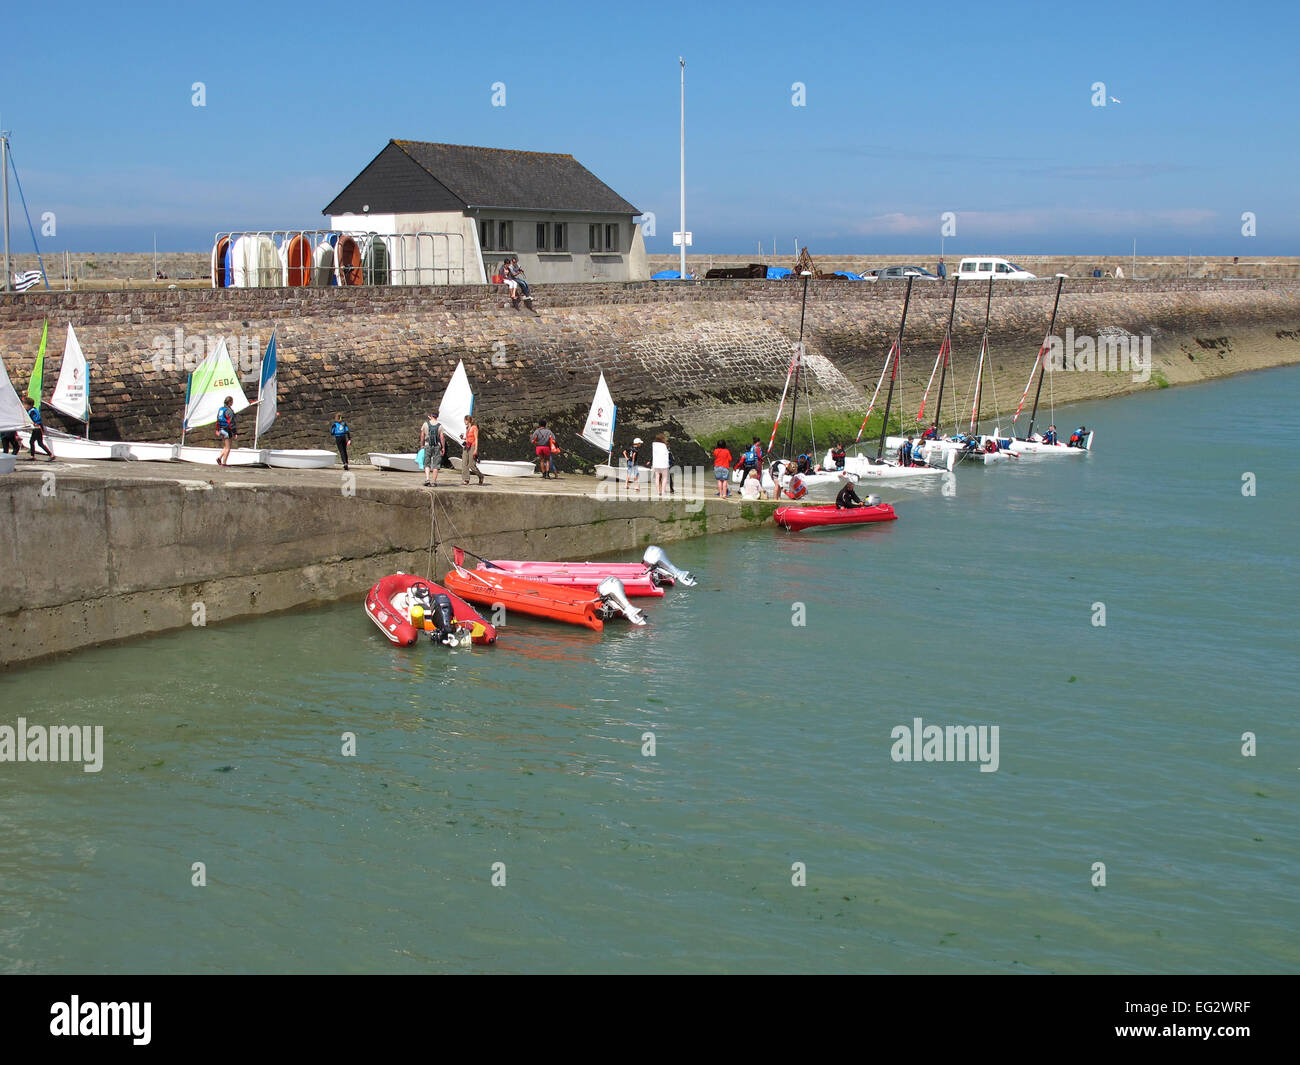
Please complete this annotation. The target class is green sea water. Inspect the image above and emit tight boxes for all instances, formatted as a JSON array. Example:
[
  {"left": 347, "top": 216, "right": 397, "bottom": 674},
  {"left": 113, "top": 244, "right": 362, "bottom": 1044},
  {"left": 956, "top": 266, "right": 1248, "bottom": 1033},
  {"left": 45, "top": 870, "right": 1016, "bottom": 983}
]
[{"left": 1, "top": 366, "right": 1297, "bottom": 974}]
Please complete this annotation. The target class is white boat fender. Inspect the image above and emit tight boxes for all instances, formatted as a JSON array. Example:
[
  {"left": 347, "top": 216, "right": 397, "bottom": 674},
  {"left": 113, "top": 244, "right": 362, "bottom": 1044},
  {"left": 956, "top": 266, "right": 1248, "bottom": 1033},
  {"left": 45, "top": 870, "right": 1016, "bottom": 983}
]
[
  {"left": 642, "top": 545, "right": 696, "bottom": 587},
  {"left": 597, "top": 577, "right": 647, "bottom": 626}
]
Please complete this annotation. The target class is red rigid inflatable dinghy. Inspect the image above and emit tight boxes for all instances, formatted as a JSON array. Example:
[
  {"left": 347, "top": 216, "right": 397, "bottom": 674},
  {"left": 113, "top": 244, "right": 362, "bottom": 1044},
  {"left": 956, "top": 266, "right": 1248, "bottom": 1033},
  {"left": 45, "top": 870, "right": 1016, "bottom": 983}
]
[
  {"left": 775, "top": 503, "right": 898, "bottom": 532},
  {"left": 365, "top": 573, "right": 497, "bottom": 646}
]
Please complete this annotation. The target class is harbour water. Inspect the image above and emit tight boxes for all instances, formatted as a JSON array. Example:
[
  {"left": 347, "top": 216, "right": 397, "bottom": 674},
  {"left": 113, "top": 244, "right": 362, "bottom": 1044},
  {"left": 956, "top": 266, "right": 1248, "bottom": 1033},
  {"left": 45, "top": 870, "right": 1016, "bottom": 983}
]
[{"left": 1, "top": 366, "right": 1297, "bottom": 974}]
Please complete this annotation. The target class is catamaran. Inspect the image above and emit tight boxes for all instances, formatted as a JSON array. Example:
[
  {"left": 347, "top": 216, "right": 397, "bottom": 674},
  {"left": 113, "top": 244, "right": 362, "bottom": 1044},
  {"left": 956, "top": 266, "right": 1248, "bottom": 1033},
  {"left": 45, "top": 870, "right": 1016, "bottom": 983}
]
[
  {"left": 986, "top": 276, "right": 1095, "bottom": 455},
  {"left": 890, "top": 277, "right": 1009, "bottom": 467},
  {"left": 844, "top": 276, "right": 956, "bottom": 483}
]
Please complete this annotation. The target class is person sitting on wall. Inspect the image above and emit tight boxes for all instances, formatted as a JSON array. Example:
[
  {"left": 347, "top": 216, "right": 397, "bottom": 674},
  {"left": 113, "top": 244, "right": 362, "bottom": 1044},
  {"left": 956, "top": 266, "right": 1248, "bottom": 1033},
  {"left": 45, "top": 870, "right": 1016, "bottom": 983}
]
[{"left": 507, "top": 257, "right": 532, "bottom": 304}]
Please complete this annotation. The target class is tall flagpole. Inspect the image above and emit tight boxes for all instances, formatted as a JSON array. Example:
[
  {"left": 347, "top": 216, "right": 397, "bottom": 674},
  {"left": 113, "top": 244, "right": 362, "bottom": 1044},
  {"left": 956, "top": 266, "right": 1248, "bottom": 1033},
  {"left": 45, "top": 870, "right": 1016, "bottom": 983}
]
[{"left": 679, "top": 57, "right": 686, "bottom": 281}]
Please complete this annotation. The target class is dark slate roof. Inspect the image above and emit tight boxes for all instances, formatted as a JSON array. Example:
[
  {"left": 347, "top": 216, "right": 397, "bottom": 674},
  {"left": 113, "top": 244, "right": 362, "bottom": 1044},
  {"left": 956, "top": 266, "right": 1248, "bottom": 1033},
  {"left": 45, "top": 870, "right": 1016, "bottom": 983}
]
[{"left": 322, "top": 140, "right": 639, "bottom": 216}]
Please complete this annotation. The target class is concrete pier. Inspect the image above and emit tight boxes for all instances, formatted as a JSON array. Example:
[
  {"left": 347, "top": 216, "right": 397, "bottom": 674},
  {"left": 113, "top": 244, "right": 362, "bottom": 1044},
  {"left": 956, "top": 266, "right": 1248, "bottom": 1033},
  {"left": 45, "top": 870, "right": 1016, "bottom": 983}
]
[{"left": 0, "top": 461, "right": 774, "bottom": 670}]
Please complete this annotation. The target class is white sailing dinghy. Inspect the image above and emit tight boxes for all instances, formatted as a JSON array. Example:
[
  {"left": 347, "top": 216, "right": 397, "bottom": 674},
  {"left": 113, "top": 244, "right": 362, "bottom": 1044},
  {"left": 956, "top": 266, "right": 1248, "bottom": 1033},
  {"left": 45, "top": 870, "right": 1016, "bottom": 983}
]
[
  {"left": 990, "top": 277, "right": 1094, "bottom": 456},
  {"left": 843, "top": 277, "right": 956, "bottom": 483},
  {"left": 582, "top": 373, "right": 626, "bottom": 481},
  {"left": 255, "top": 332, "right": 335, "bottom": 468},
  {"left": 178, "top": 339, "right": 265, "bottom": 465},
  {"left": 441, "top": 360, "right": 535, "bottom": 478},
  {"left": 0, "top": 353, "right": 29, "bottom": 474},
  {"left": 34, "top": 325, "right": 126, "bottom": 460}
]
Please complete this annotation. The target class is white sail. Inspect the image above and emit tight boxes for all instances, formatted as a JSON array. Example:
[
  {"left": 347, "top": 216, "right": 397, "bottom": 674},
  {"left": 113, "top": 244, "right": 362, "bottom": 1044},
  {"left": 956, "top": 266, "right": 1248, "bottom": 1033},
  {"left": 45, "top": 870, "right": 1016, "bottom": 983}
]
[
  {"left": 183, "top": 339, "right": 251, "bottom": 429},
  {"left": 582, "top": 372, "right": 617, "bottom": 452},
  {"left": 0, "top": 354, "right": 30, "bottom": 432},
  {"left": 50, "top": 324, "right": 90, "bottom": 422},
  {"left": 437, "top": 360, "right": 474, "bottom": 443}
]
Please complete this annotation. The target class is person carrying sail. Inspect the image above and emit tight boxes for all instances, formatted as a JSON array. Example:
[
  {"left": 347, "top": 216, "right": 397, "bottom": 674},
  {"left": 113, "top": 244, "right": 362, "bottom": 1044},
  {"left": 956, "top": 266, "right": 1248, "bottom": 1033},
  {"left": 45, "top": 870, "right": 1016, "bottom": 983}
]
[
  {"left": 778, "top": 462, "right": 808, "bottom": 501},
  {"left": 216, "top": 395, "right": 237, "bottom": 466}
]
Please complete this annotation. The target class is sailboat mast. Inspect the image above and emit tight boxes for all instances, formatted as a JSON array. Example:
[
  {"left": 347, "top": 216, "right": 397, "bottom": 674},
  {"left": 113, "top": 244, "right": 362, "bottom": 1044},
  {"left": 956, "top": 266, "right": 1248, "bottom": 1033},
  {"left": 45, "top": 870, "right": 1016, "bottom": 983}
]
[
  {"left": 786, "top": 272, "right": 811, "bottom": 460},
  {"left": 1, "top": 131, "right": 10, "bottom": 294},
  {"left": 876, "top": 275, "right": 914, "bottom": 461},
  {"left": 972, "top": 277, "right": 994, "bottom": 433},
  {"left": 932, "top": 277, "right": 960, "bottom": 436},
  {"left": 1026, "top": 276, "right": 1065, "bottom": 440}
]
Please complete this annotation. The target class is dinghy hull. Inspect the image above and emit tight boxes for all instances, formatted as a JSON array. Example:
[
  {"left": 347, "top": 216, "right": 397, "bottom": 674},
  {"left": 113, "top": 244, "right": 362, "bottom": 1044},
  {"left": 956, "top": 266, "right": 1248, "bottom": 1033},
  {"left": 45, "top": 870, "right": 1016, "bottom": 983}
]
[
  {"left": 775, "top": 503, "right": 898, "bottom": 532},
  {"left": 178, "top": 446, "right": 268, "bottom": 466},
  {"left": 265, "top": 449, "right": 336, "bottom": 469}
]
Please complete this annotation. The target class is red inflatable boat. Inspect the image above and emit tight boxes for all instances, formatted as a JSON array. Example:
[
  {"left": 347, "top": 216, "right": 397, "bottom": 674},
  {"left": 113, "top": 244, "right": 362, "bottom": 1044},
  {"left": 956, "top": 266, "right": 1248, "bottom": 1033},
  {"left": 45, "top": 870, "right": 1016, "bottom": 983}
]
[
  {"left": 443, "top": 565, "right": 606, "bottom": 632},
  {"left": 774, "top": 502, "right": 898, "bottom": 532},
  {"left": 481, "top": 560, "right": 665, "bottom": 597},
  {"left": 365, "top": 573, "right": 497, "bottom": 646}
]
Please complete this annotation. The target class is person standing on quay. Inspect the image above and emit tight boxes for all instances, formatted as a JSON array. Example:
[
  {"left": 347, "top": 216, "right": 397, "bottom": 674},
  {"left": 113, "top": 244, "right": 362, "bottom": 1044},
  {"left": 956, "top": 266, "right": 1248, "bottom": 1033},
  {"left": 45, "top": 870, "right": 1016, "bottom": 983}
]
[
  {"left": 215, "top": 396, "right": 237, "bottom": 466},
  {"left": 22, "top": 397, "right": 54, "bottom": 460},
  {"left": 531, "top": 419, "right": 557, "bottom": 478},
  {"left": 651, "top": 433, "right": 670, "bottom": 497},
  {"left": 461, "top": 415, "right": 485, "bottom": 485},
  {"left": 421, "top": 408, "right": 445, "bottom": 487},
  {"left": 937, "top": 258, "right": 947, "bottom": 280},
  {"left": 623, "top": 437, "right": 642, "bottom": 493},
  {"left": 330, "top": 412, "right": 352, "bottom": 470},
  {"left": 712, "top": 439, "right": 733, "bottom": 498}
]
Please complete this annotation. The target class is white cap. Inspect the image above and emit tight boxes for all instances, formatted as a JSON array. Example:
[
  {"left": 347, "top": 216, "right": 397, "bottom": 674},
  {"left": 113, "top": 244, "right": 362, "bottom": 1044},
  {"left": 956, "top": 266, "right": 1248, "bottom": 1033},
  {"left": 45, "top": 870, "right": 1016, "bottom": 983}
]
[{"left": 633, "top": 437, "right": 643, "bottom": 444}]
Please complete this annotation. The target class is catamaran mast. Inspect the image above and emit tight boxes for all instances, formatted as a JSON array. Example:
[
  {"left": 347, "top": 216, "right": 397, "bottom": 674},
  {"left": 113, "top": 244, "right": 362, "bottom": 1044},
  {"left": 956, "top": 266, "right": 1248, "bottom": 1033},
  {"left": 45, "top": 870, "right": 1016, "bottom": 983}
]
[
  {"left": 1026, "top": 276, "right": 1065, "bottom": 440},
  {"left": 932, "top": 277, "right": 960, "bottom": 437},
  {"left": 971, "top": 276, "right": 994, "bottom": 433},
  {"left": 876, "top": 275, "right": 914, "bottom": 461},
  {"left": 785, "top": 271, "right": 811, "bottom": 460}
]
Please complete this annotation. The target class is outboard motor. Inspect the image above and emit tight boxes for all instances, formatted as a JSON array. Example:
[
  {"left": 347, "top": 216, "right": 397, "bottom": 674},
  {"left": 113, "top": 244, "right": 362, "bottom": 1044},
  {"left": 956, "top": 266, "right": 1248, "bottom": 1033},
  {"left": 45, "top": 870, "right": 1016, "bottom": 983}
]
[
  {"left": 428, "top": 592, "right": 468, "bottom": 646},
  {"left": 596, "top": 577, "right": 646, "bottom": 626},
  {"left": 866, "top": 494, "right": 881, "bottom": 507},
  {"left": 642, "top": 545, "right": 696, "bottom": 588}
]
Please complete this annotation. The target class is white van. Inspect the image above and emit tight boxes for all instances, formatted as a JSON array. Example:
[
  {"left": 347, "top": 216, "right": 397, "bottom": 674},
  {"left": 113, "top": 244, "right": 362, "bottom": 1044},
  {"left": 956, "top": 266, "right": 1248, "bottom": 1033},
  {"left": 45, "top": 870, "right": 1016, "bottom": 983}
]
[{"left": 956, "top": 257, "right": 1036, "bottom": 281}]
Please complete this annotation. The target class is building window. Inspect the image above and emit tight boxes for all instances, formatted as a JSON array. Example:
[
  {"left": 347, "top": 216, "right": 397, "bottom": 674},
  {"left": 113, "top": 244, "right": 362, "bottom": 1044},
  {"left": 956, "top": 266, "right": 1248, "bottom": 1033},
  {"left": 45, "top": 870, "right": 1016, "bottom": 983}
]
[
  {"left": 480, "top": 219, "right": 493, "bottom": 251},
  {"left": 590, "top": 223, "right": 619, "bottom": 253},
  {"left": 553, "top": 223, "right": 567, "bottom": 251},
  {"left": 498, "top": 221, "right": 512, "bottom": 250},
  {"left": 536, "top": 223, "right": 548, "bottom": 251}
]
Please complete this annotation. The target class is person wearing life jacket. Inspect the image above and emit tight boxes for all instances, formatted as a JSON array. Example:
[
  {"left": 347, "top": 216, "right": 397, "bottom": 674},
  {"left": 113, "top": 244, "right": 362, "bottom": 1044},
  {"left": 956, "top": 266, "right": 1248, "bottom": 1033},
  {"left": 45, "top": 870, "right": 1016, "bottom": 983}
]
[
  {"left": 779, "top": 462, "right": 808, "bottom": 500},
  {"left": 796, "top": 453, "right": 811, "bottom": 475},
  {"left": 1042, "top": 425, "right": 1058, "bottom": 446},
  {"left": 735, "top": 437, "right": 762, "bottom": 493},
  {"left": 831, "top": 443, "right": 846, "bottom": 470},
  {"left": 22, "top": 397, "right": 55, "bottom": 460},
  {"left": 897, "top": 438, "right": 912, "bottom": 468},
  {"left": 922, "top": 423, "right": 938, "bottom": 441},
  {"left": 216, "top": 396, "right": 237, "bottom": 466},
  {"left": 330, "top": 412, "right": 352, "bottom": 470},
  {"left": 984, "top": 438, "right": 998, "bottom": 453},
  {"left": 1068, "top": 425, "right": 1087, "bottom": 448}
]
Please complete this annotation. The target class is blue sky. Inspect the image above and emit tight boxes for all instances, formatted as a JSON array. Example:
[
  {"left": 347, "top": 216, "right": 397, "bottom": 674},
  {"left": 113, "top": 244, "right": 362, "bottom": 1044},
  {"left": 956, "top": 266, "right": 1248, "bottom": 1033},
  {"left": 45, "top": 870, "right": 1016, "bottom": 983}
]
[{"left": 3, "top": 0, "right": 1296, "bottom": 255}]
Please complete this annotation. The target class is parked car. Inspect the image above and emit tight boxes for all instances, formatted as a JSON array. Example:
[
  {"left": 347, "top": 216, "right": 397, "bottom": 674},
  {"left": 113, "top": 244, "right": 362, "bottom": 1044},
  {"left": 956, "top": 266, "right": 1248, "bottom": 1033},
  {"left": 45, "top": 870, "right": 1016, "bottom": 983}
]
[
  {"left": 863, "top": 265, "right": 941, "bottom": 281},
  {"left": 955, "top": 257, "right": 1037, "bottom": 281}
]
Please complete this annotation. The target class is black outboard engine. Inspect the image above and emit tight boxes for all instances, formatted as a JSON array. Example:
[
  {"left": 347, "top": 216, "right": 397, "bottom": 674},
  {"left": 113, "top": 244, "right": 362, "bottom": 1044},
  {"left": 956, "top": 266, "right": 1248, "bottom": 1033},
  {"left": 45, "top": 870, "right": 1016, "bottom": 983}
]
[
  {"left": 428, "top": 593, "right": 462, "bottom": 646},
  {"left": 596, "top": 577, "right": 647, "bottom": 626},
  {"left": 642, "top": 545, "right": 696, "bottom": 587}
]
